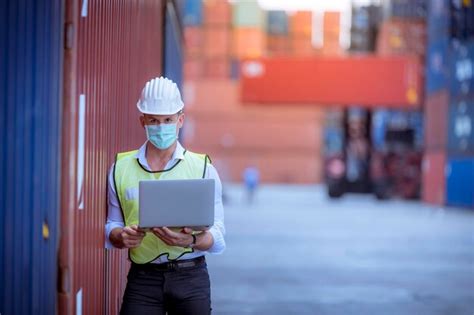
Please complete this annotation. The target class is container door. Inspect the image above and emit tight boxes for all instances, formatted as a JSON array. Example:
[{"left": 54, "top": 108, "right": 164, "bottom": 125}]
[{"left": 0, "top": 0, "right": 63, "bottom": 314}]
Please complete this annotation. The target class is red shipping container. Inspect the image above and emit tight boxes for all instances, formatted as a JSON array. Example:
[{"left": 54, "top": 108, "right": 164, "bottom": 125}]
[
  {"left": 233, "top": 27, "right": 265, "bottom": 58},
  {"left": 60, "top": 0, "right": 166, "bottom": 313},
  {"left": 377, "top": 18, "right": 426, "bottom": 56},
  {"left": 184, "top": 27, "right": 203, "bottom": 57},
  {"left": 240, "top": 56, "right": 423, "bottom": 108},
  {"left": 204, "top": 27, "right": 231, "bottom": 58},
  {"left": 204, "top": 0, "right": 231, "bottom": 25},
  {"left": 184, "top": 58, "right": 204, "bottom": 81},
  {"left": 425, "top": 90, "right": 449, "bottom": 150},
  {"left": 290, "top": 11, "right": 312, "bottom": 37},
  {"left": 422, "top": 151, "right": 446, "bottom": 205},
  {"left": 203, "top": 58, "right": 230, "bottom": 79}
]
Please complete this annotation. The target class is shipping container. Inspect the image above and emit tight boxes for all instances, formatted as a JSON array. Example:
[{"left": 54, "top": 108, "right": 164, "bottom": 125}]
[
  {"left": 184, "top": 27, "right": 203, "bottom": 58},
  {"left": 422, "top": 151, "right": 446, "bottom": 205},
  {"left": 204, "top": 0, "right": 231, "bottom": 26},
  {"left": 447, "top": 97, "right": 474, "bottom": 153},
  {"left": 267, "top": 35, "right": 291, "bottom": 55},
  {"left": 183, "top": 0, "right": 202, "bottom": 26},
  {"left": 184, "top": 115, "right": 323, "bottom": 151},
  {"left": 449, "top": 39, "right": 474, "bottom": 97},
  {"left": 232, "top": 0, "right": 265, "bottom": 28},
  {"left": 240, "top": 56, "right": 423, "bottom": 107},
  {"left": 446, "top": 156, "right": 474, "bottom": 208},
  {"left": 424, "top": 90, "right": 449, "bottom": 150},
  {"left": 233, "top": 28, "right": 265, "bottom": 58},
  {"left": 450, "top": 0, "right": 474, "bottom": 40},
  {"left": 190, "top": 150, "right": 323, "bottom": 184},
  {"left": 389, "top": 0, "right": 426, "bottom": 19},
  {"left": 290, "top": 11, "right": 312, "bottom": 38},
  {"left": 267, "top": 10, "right": 289, "bottom": 35},
  {"left": 377, "top": 18, "right": 427, "bottom": 56},
  {"left": 204, "top": 27, "right": 231, "bottom": 58},
  {"left": 1, "top": 0, "right": 63, "bottom": 314},
  {"left": 59, "top": 0, "right": 167, "bottom": 313},
  {"left": 426, "top": 38, "right": 450, "bottom": 93},
  {"left": 291, "top": 36, "right": 316, "bottom": 56},
  {"left": 323, "top": 11, "right": 340, "bottom": 32},
  {"left": 203, "top": 58, "right": 230, "bottom": 79},
  {"left": 184, "top": 57, "right": 204, "bottom": 80},
  {"left": 427, "top": 0, "right": 450, "bottom": 37}
]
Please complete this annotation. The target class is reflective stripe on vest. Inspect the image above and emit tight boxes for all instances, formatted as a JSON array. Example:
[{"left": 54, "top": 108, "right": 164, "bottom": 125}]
[{"left": 114, "top": 149, "right": 210, "bottom": 263}]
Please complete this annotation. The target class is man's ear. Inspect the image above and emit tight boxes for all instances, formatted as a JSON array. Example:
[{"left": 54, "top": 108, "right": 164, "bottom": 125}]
[
  {"left": 178, "top": 113, "right": 185, "bottom": 129},
  {"left": 139, "top": 115, "right": 145, "bottom": 129}
]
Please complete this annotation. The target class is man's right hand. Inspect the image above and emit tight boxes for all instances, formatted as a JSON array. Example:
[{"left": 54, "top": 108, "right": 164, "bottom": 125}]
[{"left": 110, "top": 225, "right": 146, "bottom": 248}]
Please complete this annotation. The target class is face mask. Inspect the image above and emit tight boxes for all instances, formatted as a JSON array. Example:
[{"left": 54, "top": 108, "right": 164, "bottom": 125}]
[{"left": 145, "top": 123, "right": 178, "bottom": 150}]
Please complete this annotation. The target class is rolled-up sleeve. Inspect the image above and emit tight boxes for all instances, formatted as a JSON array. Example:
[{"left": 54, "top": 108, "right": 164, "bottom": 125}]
[
  {"left": 205, "top": 164, "right": 226, "bottom": 254},
  {"left": 105, "top": 163, "right": 125, "bottom": 249}
]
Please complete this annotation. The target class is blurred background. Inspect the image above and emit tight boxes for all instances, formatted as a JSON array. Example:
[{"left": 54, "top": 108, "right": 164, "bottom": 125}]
[{"left": 1, "top": 0, "right": 473, "bottom": 314}]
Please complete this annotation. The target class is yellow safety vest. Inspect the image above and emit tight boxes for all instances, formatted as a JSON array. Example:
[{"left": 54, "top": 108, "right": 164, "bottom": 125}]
[{"left": 114, "top": 149, "right": 210, "bottom": 264}]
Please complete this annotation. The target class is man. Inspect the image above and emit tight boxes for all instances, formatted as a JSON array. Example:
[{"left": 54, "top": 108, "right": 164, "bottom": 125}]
[{"left": 105, "top": 76, "right": 225, "bottom": 314}]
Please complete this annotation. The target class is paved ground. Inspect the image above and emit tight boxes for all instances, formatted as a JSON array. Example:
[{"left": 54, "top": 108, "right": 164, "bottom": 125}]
[{"left": 206, "top": 184, "right": 474, "bottom": 315}]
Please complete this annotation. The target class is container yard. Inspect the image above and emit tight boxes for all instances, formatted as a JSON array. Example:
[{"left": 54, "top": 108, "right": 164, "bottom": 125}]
[{"left": 1, "top": 0, "right": 473, "bottom": 314}]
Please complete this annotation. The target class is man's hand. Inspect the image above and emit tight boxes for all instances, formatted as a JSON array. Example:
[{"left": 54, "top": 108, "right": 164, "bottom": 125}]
[
  {"left": 110, "top": 225, "right": 146, "bottom": 248},
  {"left": 152, "top": 227, "right": 194, "bottom": 248}
]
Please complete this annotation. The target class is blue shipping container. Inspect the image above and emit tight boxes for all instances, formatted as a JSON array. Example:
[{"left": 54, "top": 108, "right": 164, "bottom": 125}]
[
  {"left": 427, "top": 0, "right": 450, "bottom": 38},
  {"left": 165, "top": 2, "right": 183, "bottom": 89},
  {"left": 0, "top": 0, "right": 62, "bottom": 314},
  {"left": 426, "top": 38, "right": 450, "bottom": 94},
  {"left": 446, "top": 157, "right": 474, "bottom": 208},
  {"left": 183, "top": 0, "right": 202, "bottom": 26},
  {"left": 390, "top": 0, "right": 426, "bottom": 19},
  {"left": 448, "top": 97, "right": 474, "bottom": 153},
  {"left": 450, "top": 39, "right": 474, "bottom": 97},
  {"left": 267, "top": 10, "right": 289, "bottom": 35}
]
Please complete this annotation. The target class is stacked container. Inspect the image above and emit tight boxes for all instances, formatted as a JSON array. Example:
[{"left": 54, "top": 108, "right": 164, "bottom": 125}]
[
  {"left": 423, "top": 0, "right": 474, "bottom": 208},
  {"left": 290, "top": 11, "right": 314, "bottom": 56},
  {"left": 266, "top": 11, "right": 290, "bottom": 56},
  {"left": 183, "top": 0, "right": 204, "bottom": 80},
  {"left": 203, "top": 0, "right": 232, "bottom": 79},
  {"left": 350, "top": 5, "right": 381, "bottom": 52},
  {"left": 322, "top": 12, "right": 342, "bottom": 55},
  {"left": 232, "top": 0, "right": 266, "bottom": 59}
]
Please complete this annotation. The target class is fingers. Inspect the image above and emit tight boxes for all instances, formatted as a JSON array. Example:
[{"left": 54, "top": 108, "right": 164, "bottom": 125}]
[
  {"left": 121, "top": 225, "right": 146, "bottom": 248},
  {"left": 182, "top": 227, "right": 193, "bottom": 234}
]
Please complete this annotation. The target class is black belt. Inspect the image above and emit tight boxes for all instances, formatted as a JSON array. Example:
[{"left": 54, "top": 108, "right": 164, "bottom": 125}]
[{"left": 132, "top": 256, "right": 206, "bottom": 272}]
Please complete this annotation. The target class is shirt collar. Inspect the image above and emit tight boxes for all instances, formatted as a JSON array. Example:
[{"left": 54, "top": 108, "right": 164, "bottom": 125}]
[{"left": 136, "top": 141, "right": 186, "bottom": 170}]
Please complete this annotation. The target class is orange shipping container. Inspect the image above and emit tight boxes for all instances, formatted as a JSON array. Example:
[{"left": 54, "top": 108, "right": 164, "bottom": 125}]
[
  {"left": 204, "top": 0, "right": 231, "bottom": 25},
  {"left": 291, "top": 36, "right": 315, "bottom": 56},
  {"left": 184, "top": 58, "right": 204, "bottom": 81},
  {"left": 184, "top": 27, "right": 203, "bottom": 57},
  {"left": 194, "top": 151, "right": 323, "bottom": 184},
  {"left": 203, "top": 58, "right": 230, "bottom": 79},
  {"left": 290, "top": 11, "right": 312, "bottom": 37},
  {"left": 233, "top": 27, "right": 265, "bottom": 58},
  {"left": 267, "top": 35, "right": 291, "bottom": 55},
  {"left": 323, "top": 11, "right": 340, "bottom": 32},
  {"left": 240, "top": 56, "right": 423, "bottom": 108},
  {"left": 204, "top": 27, "right": 231, "bottom": 58},
  {"left": 184, "top": 116, "right": 323, "bottom": 151}
]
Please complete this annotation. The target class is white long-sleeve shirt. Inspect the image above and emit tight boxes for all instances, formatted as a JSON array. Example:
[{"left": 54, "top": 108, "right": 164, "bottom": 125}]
[{"left": 105, "top": 141, "right": 226, "bottom": 263}]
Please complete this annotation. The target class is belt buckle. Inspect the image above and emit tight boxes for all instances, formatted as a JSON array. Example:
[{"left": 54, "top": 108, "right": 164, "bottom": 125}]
[{"left": 168, "top": 261, "right": 178, "bottom": 271}]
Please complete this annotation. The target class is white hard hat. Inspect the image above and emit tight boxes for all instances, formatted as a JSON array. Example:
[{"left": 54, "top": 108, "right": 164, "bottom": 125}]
[{"left": 137, "top": 76, "right": 184, "bottom": 115}]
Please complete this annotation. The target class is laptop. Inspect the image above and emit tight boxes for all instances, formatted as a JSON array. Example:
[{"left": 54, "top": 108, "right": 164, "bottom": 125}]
[{"left": 138, "top": 179, "right": 215, "bottom": 230}]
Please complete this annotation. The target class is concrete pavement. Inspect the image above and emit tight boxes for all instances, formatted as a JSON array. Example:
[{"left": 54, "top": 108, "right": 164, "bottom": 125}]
[{"left": 207, "top": 184, "right": 474, "bottom": 315}]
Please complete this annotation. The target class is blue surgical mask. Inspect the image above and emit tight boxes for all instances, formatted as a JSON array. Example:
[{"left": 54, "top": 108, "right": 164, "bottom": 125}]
[{"left": 145, "top": 123, "right": 178, "bottom": 150}]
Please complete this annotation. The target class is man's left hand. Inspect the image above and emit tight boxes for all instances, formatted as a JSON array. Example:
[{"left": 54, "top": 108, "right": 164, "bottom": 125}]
[{"left": 152, "top": 227, "right": 194, "bottom": 248}]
